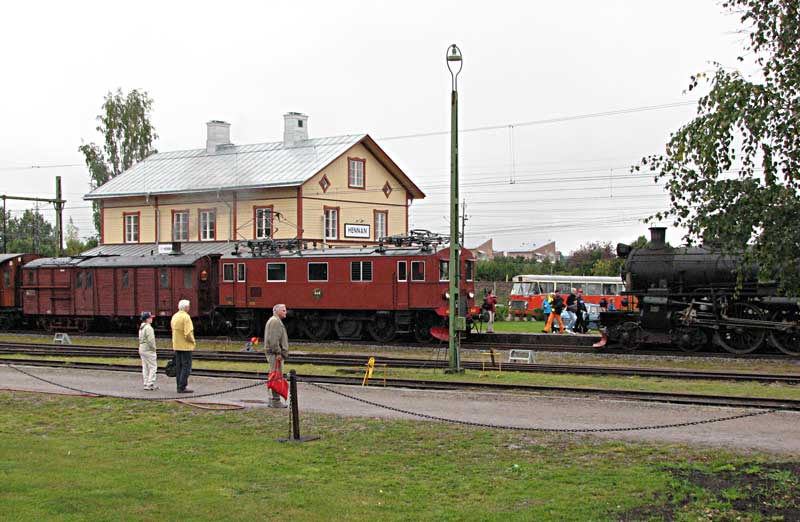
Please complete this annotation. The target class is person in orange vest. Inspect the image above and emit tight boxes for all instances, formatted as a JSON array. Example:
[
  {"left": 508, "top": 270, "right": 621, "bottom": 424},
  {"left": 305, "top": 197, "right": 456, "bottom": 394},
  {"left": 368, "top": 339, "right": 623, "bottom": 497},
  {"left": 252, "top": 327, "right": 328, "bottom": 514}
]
[{"left": 543, "top": 289, "right": 565, "bottom": 333}]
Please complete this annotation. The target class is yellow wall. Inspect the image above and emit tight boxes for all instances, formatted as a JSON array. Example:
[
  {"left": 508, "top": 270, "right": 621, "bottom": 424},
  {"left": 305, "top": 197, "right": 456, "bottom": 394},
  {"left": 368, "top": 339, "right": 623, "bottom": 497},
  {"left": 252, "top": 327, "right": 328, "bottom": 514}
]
[{"left": 99, "top": 142, "right": 411, "bottom": 245}]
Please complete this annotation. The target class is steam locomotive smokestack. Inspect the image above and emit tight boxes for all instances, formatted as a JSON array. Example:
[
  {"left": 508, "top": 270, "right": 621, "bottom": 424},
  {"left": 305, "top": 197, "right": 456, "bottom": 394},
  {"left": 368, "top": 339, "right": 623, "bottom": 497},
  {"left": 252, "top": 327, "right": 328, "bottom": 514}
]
[{"left": 649, "top": 227, "right": 666, "bottom": 249}]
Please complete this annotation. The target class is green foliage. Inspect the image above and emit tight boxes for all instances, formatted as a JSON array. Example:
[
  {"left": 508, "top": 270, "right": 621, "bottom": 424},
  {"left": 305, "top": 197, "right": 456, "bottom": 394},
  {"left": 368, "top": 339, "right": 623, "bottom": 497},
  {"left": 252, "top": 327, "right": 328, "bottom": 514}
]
[
  {"left": 565, "top": 241, "right": 615, "bottom": 275},
  {"left": 0, "top": 209, "right": 58, "bottom": 256},
  {"left": 638, "top": 0, "right": 800, "bottom": 292},
  {"left": 79, "top": 88, "right": 158, "bottom": 235},
  {"left": 64, "top": 217, "right": 98, "bottom": 256}
]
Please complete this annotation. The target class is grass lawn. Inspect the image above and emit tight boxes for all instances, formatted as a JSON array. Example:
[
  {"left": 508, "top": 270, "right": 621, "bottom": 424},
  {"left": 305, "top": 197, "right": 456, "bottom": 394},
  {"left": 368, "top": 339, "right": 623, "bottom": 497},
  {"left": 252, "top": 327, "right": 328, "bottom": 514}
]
[
  {"left": 1, "top": 391, "right": 798, "bottom": 521},
  {"left": 484, "top": 320, "right": 547, "bottom": 333}
]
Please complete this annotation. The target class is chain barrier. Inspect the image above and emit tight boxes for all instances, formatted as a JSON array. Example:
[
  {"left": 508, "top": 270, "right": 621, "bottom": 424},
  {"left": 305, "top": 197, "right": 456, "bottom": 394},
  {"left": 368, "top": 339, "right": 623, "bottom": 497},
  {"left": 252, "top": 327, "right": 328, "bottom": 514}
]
[
  {"left": 301, "top": 379, "right": 779, "bottom": 433},
  {"left": 5, "top": 364, "right": 270, "bottom": 402}
]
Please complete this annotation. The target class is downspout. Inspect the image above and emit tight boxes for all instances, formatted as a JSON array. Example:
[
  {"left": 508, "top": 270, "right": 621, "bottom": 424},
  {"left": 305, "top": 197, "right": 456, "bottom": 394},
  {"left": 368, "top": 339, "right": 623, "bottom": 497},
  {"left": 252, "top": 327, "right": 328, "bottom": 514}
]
[{"left": 218, "top": 189, "right": 234, "bottom": 242}]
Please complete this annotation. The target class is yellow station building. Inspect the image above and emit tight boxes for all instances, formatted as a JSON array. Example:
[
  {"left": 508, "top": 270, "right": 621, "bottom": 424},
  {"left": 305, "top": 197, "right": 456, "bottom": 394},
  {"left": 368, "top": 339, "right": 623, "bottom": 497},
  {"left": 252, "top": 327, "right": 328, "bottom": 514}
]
[{"left": 83, "top": 113, "right": 425, "bottom": 255}]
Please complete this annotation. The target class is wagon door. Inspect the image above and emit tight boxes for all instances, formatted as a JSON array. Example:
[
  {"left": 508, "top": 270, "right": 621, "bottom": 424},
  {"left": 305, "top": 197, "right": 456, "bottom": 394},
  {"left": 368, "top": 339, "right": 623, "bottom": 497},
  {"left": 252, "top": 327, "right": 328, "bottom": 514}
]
[
  {"left": 157, "top": 268, "right": 172, "bottom": 315},
  {"left": 395, "top": 260, "right": 409, "bottom": 309},
  {"left": 75, "top": 269, "right": 96, "bottom": 316},
  {"left": 1, "top": 263, "right": 13, "bottom": 308}
]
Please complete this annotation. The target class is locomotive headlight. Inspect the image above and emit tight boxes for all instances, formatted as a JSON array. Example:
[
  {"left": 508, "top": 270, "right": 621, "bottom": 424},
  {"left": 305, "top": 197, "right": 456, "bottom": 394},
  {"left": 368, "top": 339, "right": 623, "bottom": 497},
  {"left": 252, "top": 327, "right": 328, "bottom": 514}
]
[
  {"left": 467, "top": 291, "right": 475, "bottom": 299},
  {"left": 443, "top": 291, "right": 450, "bottom": 300}
]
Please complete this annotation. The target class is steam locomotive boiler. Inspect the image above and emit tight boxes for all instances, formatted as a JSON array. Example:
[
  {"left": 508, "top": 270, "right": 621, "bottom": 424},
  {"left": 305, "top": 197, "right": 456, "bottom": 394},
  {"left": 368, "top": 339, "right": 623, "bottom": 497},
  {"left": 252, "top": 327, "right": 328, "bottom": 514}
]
[{"left": 599, "top": 228, "right": 800, "bottom": 356}]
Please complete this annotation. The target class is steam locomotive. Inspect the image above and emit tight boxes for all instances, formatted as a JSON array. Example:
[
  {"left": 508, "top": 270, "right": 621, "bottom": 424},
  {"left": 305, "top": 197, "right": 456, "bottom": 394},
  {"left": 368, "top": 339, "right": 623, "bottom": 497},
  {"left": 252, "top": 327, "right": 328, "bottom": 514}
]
[{"left": 598, "top": 228, "right": 800, "bottom": 356}]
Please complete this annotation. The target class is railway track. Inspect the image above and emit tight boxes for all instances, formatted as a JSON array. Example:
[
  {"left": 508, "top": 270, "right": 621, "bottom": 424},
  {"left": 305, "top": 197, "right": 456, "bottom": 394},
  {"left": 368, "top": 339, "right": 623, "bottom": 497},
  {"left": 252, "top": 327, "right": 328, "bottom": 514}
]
[
  {"left": 1, "top": 341, "right": 798, "bottom": 384},
  {"left": 3, "top": 357, "right": 799, "bottom": 411}
]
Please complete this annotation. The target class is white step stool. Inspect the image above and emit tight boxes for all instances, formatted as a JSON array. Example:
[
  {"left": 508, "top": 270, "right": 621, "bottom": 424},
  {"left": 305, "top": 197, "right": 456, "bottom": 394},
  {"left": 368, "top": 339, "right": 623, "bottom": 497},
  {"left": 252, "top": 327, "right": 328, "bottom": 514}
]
[
  {"left": 508, "top": 349, "right": 534, "bottom": 363},
  {"left": 53, "top": 333, "right": 72, "bottom": 345}
]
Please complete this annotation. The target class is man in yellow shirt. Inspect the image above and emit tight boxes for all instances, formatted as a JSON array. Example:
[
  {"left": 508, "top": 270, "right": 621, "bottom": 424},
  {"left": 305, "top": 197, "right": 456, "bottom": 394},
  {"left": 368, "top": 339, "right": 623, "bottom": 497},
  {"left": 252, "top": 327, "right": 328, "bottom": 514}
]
[{"left": 171, "top": 299, "right": 196, "bottom": 393}]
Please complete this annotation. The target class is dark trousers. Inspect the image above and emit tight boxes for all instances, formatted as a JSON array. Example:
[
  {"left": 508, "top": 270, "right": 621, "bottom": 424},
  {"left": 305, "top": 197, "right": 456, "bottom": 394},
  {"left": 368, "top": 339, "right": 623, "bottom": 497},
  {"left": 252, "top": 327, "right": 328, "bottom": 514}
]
[
  {"left": 575, "top": 312, "right": 586, "bottom": 333},
  {"left": 175, "top": 350, "right": 192, "bottom": 391}
]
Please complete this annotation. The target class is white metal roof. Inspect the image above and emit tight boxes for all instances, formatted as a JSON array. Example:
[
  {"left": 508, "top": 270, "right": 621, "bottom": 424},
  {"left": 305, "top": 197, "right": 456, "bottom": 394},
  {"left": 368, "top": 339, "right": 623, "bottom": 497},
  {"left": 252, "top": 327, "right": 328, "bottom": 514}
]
[{"left": 85, "top": 135, "right": 366, "bottom": 199}]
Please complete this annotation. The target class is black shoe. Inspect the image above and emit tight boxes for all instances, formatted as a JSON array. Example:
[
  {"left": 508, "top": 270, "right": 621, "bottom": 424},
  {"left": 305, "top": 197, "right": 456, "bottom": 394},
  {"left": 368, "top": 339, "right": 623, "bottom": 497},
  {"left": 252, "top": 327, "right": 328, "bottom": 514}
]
[
  {"left": 177, "top": 389, "right": 194, "bottom": 394},
  {"left": 268, "top": 402, "right": 288, "bottom": 409}
]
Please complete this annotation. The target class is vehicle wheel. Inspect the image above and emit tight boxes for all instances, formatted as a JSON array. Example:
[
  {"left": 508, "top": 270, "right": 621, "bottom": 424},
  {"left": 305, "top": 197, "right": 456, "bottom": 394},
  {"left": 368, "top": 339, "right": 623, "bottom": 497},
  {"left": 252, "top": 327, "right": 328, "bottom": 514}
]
[
  {"left": 335, "top": 317, "right": 363, "bottom": 339},
  {"left": 671, "top": 327, "right": 707, "bottom": 352},
  {"left": 285, "top": 318, "right": 301, "bottom": 339},
  {"left": 768, "top": 309, "right": 800, "bottom": 356},
  {"left": 715, "top": 302, "right": 765, "bottom": 354},
  {"left": 413, "top": 313, "right": 437, "bottom": 343},
  {"left": 303, "top": 315, "right": 332, "bottom": 341},
  {"left": 619, "top": 321, "right": 641, "bottom": 351},
  {"left": 367, "top": 315, "right": 397, "bottom": 343}
]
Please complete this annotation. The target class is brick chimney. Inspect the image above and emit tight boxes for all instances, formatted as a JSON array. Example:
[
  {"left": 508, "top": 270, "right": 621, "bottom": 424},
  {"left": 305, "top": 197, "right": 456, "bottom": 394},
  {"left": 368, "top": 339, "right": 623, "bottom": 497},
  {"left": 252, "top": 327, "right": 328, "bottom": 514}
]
[
  {"left": 206, "top": 120, "right": 231, "bottom": 153},
  {"left": 283, "top": 112, "right": 308, "bottom": 147}
]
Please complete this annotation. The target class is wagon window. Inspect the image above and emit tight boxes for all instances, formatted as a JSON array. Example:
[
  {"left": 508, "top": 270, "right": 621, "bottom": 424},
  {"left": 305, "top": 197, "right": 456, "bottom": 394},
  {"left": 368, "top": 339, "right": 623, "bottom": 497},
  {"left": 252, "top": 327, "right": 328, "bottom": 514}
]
[
  {"left": 222, "top": 263, "right": 234, "bottom": 283},
  {"left": 439, "top": 260, "right": 449, "bottom": 282},
  {"left": 397, "top": 261, "right": 407, "bottom": 282},
  {"left": 267, "top": 263, "right": 286, "bottom": 282},
  {"left": 411, "top": 261, "right": 425, "bottom": 282},
  {"left": 160, "top": 269, "right": 169, "bottom": 288},
  {"left": 350, "top": 261, "right": 372, "bottom": 282},
  {"left": 465, "top": 260, "right": 474, "bottom": 282},
  {"left": 237, "top": 263, "right": 246, "bottom": 282},
  {"left": 539, "top": 281, "right": 555, "bottom": 294},
  {"left": 27, "top": 271, "right": 34, "bottom": 284},
  {"left": 76, "top": 272, "right": 83, "bottom": 288},
  {"left": 308, "top": 262, "right": 328, "bottom": 282},
  {"left": 121, "top": 270, "right": 129, "bottom": 289},
  {"left": 86, "top": 271, "right": 93, "bottom": 289},
  {"left": 3, "top": 271, "right": 9, "bottom": 288},
  {"left": 184, "top": 269, "right": 193, "bottom": 289}
]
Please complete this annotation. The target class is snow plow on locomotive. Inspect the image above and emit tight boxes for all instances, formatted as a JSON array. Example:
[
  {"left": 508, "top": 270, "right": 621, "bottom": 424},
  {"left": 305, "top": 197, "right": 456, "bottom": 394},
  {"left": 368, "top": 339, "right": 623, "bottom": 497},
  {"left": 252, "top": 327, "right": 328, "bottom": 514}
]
[{"left": 598, "top": 227, "right": 800, "bottom": 356}]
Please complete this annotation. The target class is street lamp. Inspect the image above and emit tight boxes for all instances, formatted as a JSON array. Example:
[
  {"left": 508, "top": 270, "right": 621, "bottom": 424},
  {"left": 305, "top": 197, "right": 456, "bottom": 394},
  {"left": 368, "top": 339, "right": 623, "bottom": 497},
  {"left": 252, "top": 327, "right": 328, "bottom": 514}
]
[{"left": 446, "top": 44, "right": 463, "bottom": 373}]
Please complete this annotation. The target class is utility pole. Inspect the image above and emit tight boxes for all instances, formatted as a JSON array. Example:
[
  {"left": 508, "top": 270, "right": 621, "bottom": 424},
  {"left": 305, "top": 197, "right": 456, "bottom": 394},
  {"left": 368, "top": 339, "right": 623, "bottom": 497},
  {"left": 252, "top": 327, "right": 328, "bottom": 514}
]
[
  {"left": 55, "top": 176, "right": 63, "bottom": 257},
  {"left": 0, "top": 185, "right": 66, "bottom": 256},
  {"left": 446, "top": 44, "right": 464, "bottom": 374}
]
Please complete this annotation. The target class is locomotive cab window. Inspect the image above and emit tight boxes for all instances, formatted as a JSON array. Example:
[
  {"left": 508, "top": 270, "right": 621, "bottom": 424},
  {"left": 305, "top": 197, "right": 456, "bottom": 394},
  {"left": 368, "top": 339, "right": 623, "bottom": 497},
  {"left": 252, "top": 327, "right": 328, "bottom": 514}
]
[
  {"left": 267, "top": 263, "right": 287, "bottom": 282},
  {"left": 121, "top": 270, "right": 130, "bottom": 289},
  {"left": 397, "top": 261, "right": 407, "bottom": 282},
  {"left": 184, "top": 269, "right": 194, "bottom": 289},
  {"left": 439, "top": 260, "right": 449, "bottom": 281},
  {"left": 465, "top": 260, "right": 474, "bottom": 282},
  {"left": 411, "top": 261, "right": 425, "bottom": 282},
  {"left": 237, "top": 263, "right": 246, "bottom": 282},
  {"left": 351, "top": 261, "right": 372, "bottom": 282},
  {"left": 159, "top": 269, "right": 169, "bottom": 288},
  {"left": 222, "top": 263, "right": 235, "bottom": 283},
  {"left": 308, "top": 262, "right": 328, "bottom": 282}
]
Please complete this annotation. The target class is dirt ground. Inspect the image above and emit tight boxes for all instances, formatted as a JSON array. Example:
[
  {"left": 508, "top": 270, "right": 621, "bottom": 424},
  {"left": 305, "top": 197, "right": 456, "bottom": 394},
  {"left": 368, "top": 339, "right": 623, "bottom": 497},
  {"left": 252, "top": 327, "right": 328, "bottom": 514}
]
[{"left": 2, "top": 364, "right": 799, "bottom": 455}]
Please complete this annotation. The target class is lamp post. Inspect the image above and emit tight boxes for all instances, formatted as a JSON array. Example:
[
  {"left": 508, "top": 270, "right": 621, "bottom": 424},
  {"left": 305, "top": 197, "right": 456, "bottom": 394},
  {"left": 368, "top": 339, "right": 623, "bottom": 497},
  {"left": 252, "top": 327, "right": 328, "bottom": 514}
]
[{"left": 446, "top": 44, "right": 463, "bottom": 373}]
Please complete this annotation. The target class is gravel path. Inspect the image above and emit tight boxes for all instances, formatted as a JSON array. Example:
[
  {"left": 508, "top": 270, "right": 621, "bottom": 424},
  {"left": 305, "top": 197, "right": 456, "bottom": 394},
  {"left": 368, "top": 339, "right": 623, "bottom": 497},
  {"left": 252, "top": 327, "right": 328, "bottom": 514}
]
[{"left": 2, "top": 364, "right": 798, "bottom": 455}]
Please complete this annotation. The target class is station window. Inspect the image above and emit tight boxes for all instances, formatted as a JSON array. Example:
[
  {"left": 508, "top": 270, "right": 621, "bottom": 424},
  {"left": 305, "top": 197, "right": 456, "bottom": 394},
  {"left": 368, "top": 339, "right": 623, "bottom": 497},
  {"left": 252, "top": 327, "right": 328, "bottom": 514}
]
[
  {"left": 308, "top": 262, "right": 328, "bottom": 282},
  {"left": 184, "top": 269, "right": 193, "bottom": 289},
  {"left": 199, "top": 210, "right": 216, "bottom": 241},
  {"left": 267, "top": 263, "right": 287, "bottom": 282},
  {"left": 348, "top": 157, "right": 365, "bottom": 189},
  {"left": 159, "top": 269, "right": 169, "bottom": 288},
  {"left": 222, "top": 263, "right": 235, "bottom": 282},
  {"left": 397, "top": 261, "right": 407, "bottom": 282},
  {"left": 411, "top": 261, "right": 425, "bottom": 282},
  {"left": 124, "top": 213, "right": 139, "bottom": 243},
  {"left": 255, "top": 207, "right": 273, "bottom": 240},
  {"left": 237, "top": 263, "right": 246, "bottom": 282},
  {"left": 324, "top": 208, "right": 338, "bottom": 240},
  {"left": 173, "top": 211, "right": 189, "bottom": 242},
  {"left": 350, "top": 261, "right": 372, "bottom": 282},
  {"left": 121, "top": 270, "right": 129, "bottom": 289},
  {"left": 374, "top": 210, "right": 387, "bottom": 240},
  {"left": 439, "top": 260, "right": 449, "bottom": 281}
]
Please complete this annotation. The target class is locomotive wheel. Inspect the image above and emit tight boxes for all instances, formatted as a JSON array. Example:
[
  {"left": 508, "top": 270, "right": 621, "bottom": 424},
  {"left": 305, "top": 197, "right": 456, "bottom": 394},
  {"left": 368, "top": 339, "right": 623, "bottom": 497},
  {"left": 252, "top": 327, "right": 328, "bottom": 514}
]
[
  {"left": 618, "top": 321, "right": 641, "bottom": 351},
  {"left": 715, "top": 302, "right": 765, "bottom": 355},
  {"left": 303, "top": 315, "right": 332, "bottom": 341},
  {"left": 768, "top": 309, "right": 800, "bottom": 356},
  {"left": 671, "top": 328, "right": 708, "bottom": 352},
  {"left": 413, "top": 313, "right": 437, "bottom": 343},
  {"left": 285, "top": 319, "right": 301, "bottom": 339},
  {"left": 367, "top": 315, "right": 397, "bottom": 343},
  {"left": 334, "top": 317, "right": 364, "bottom": 339}
]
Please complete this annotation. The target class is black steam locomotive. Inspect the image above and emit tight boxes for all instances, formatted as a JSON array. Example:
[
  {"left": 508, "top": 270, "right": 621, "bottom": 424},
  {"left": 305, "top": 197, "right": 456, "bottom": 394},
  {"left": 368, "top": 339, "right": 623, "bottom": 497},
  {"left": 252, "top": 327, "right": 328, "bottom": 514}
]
[{"left": 598, "top": 228, "right": 800, "bottom": 356}]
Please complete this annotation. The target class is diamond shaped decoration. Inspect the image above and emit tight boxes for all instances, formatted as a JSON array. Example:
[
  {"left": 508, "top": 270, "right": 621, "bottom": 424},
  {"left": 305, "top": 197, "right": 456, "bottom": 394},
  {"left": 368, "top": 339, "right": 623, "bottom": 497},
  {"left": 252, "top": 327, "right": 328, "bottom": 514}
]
[
  {"left": 319, "top": 175, "right": 331, "bottom": 193},
  {"left": 382, "top": 181, "right": 392, "bottom": 198}
]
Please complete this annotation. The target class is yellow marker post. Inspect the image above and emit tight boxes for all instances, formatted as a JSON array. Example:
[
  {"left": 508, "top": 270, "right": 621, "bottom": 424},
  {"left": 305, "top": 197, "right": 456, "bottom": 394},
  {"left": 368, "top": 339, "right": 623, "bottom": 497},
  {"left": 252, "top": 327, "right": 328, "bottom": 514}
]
[{"left": 362, "top": 357, "right": 375, "bottom": 386}]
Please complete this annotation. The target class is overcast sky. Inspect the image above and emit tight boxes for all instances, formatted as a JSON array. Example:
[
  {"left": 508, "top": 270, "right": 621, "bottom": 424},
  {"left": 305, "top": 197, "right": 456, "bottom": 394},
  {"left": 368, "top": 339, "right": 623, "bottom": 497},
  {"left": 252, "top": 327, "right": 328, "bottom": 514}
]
[{"left": 0, "top": 0, "right": 748, "bottom": 253}]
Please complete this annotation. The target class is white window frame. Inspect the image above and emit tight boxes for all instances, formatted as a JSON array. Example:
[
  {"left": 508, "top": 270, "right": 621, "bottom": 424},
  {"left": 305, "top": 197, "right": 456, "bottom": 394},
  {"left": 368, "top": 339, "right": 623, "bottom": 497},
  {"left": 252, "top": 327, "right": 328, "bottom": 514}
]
[
  {"left": 237, "top": 263, "right": 246, "bottom": 282},
  {"left": 222, "top": 263, "right": 235, "bottom": 282},
  {"left": 308, "top": 262, "right": 329, "bottom": 282},
  {"left": 439, "top": 260, "right": 449, "bottom": 282},
  {"left": 348, "top": 158, "right": 365, "bottom": 188},
  {"left": 465, "top": 260, "right": 474, "bottom": 282},
  {"left": 266, "top": 262, "right": 287, "bottom": 282},
  {"left": 375, "top": 211, "right": 387, "bottom": 240},
  {"left": 411, "top": 261, "right": 426, "bottom": 282},
  {"left": 397, "top": 261, "right": 407, "bottom": 282},
  {"left": 324, "top": 208, "right": 338, "bottom": 240},
  {"left": 173, "top": 211, "right": 189, "bottom": 242},
  {"left": 200, "top": 210, "right": 216, "bottom": 241},
  {"left": 255, "top": 208, "right": 272, "bottom": 240},
  {"left": 124, "top": 214, "right": 139, "bottom": 243}
]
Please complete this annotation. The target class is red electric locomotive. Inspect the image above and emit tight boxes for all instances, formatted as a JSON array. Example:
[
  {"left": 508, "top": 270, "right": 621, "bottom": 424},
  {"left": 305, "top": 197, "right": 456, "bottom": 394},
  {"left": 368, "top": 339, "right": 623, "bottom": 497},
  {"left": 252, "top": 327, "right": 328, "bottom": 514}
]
[
  {"left": 217, "top": 233, "right": 476, "bottom": 342},
  {"left": 22, "top": 254, "right": 219, "bottom": 332}
]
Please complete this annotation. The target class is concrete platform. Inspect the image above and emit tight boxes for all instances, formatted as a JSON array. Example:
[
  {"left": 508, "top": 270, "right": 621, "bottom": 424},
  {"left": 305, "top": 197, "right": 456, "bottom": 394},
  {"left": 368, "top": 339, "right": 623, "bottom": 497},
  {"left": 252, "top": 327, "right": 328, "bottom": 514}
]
[{"left": 2, "top": 364, "right": 798, "bottom": 455}]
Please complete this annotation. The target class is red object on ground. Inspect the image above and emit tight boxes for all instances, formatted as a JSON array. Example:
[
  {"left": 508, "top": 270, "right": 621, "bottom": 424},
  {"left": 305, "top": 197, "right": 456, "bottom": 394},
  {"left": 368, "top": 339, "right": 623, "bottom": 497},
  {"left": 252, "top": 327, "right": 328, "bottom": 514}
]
[{"left": 267, "top": 360, "right": 289, "bottom": 400}]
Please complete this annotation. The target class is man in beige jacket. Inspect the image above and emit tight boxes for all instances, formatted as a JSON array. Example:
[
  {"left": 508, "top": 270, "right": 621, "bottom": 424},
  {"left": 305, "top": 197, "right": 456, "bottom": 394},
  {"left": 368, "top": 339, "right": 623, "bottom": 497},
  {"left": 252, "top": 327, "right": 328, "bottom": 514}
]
[
  {"left": 264, "top": 303, "right": 289, "bottom": 408},
  {"left": 171, "top": 299, "right": 196, "bottom": 393}
]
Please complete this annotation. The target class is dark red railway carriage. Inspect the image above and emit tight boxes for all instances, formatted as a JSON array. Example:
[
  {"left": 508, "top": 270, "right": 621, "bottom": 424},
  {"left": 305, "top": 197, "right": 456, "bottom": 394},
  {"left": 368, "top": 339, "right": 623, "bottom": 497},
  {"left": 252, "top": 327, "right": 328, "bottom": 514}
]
[
  {"left": 0, "top": 253, "right": 41, "bottom": 328},
  {"left": 22, "top": 254, "right": 219, "bottom": 332},
  {"left": 217, "top": 239, "right": 476, "bottom": 342}
]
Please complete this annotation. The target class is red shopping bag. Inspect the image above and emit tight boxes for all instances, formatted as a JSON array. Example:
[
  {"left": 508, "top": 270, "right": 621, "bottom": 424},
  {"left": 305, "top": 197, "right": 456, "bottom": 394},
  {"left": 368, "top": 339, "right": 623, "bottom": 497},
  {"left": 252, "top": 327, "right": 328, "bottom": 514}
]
[{"left": 267, "top": 359, "right": 289, "bottom": 400}]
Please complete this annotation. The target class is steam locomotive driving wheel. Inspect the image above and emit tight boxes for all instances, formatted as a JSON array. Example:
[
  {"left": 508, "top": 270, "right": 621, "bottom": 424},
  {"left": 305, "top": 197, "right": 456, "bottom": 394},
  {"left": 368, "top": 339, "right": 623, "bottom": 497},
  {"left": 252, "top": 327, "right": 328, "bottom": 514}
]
[
  {"left": 715, "top": 302, "right": 765, "bottom": 354},
  {"left": 769, "top": 309, "right": 800, "bottom": 356},
  {"left": 618, "top": 321, "right": 641, "bottom": 351}
]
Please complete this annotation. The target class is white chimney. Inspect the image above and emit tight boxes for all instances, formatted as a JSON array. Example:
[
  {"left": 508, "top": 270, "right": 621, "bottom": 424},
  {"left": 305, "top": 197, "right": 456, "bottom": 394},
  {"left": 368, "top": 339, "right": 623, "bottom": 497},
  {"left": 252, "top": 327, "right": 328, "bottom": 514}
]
[
  {"left": 283, "top": 112, "right": 308, "bottom": 147},
  {"left": 206, "top": 120, "right": 231, "bottom": 153}
]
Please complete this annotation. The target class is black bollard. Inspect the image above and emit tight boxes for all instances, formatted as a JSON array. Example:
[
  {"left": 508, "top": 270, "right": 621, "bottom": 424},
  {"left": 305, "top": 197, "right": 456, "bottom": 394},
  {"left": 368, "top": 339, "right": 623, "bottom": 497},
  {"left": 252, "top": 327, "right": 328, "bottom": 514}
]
[{"left": 278, "top": 369, "right": 319, "bottom": 443}]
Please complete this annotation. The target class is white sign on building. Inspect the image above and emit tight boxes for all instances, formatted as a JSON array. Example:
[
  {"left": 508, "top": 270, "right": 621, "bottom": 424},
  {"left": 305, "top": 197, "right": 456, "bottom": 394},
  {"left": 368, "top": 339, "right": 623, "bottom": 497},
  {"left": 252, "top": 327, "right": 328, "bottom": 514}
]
[
  {"left": 344, "top": 224, "right": 371, "bottom": 239},
  {"left": 158, "top": 244, "right": 173, "bottom": 255}
]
